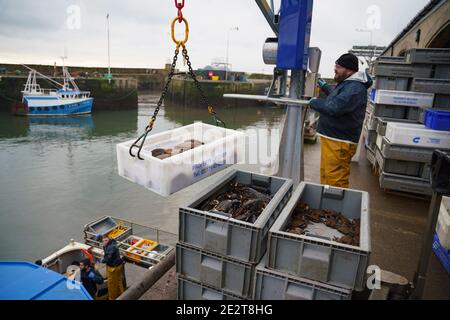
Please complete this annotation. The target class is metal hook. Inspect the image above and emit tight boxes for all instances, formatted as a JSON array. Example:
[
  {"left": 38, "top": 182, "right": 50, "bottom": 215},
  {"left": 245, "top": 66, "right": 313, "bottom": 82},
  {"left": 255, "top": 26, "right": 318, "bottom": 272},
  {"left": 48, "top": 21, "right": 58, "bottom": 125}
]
[
  {"left": 213, "top": 115, "right": 227, "bottom": 128},
  {"left": 129, "top": 128, "right": 151, "bottom": 160}
]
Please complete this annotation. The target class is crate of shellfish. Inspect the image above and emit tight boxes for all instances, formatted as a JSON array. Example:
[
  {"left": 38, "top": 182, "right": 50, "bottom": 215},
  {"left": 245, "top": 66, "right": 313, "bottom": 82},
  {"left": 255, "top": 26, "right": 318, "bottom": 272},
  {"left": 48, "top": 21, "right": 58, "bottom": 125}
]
[
  {"left": 179, "top": 169, "right": 293, "bottom": 264},
  {"left": 116, "top": 122, "right": 246, "bottom": 196},
  {"left": 267, "top": 182, "right": 370, "bottom": 291}
]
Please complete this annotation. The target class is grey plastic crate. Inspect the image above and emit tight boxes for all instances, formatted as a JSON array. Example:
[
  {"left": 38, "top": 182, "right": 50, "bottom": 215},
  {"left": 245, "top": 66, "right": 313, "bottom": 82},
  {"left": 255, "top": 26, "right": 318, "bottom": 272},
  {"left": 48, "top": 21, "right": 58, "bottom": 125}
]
[
  {"left": 179, "top": 170, "right": 293, "bottom": 263},
  {"left": 370, "top": 102, "right": 420, "bottom": 120},
  {"left": 177, "top": 276, "right": 244, "bottom": 300},
  {"left": 435, "top": 65, "right": 450, "bottom": 79},
  {"left": 405, "top": 48, "right": 450, "bottom": 64},
  {"left": 380, "top": 137, "right": 437, "bottom": 163},
  {"left": 372, "top": 62, "right": 432, "bottom": 78},
  {"left": 376, "top": 117, "right": 418, "bottom": 136},
  {"left": 176, "top": 243, "right": 254, "bottom": 298},
  {"left": 412, "top": 78, "right": 450, "bottom": 94},
  {"left": 365, "top": 129, "right": 377, "bottom": 146},
  {"left": 374, "top": 76, "right": 410, "bottom": 91},
  {"left": 379, "top": 172, "right": 432, "bottom": 196},
  {"left": 376, "top": 56, "right": 405, "bottom": 63},
  {"left": 366, "top": 147, "right": 377, "bottom": 167},
  {"left": 267, "top": 183, "right": 371, "bottom": 291},
  {"left": 434, "top": 94, "right": 450, "bottom": 109},
  {"left": 253, "top": 255, "right": 352, "bottom": 300},
  {"left": 367, "top": 112, "right": 378, "bottom": 130},
  {"left": 375, "top": 148, "right": 430, "bottom": 180}
]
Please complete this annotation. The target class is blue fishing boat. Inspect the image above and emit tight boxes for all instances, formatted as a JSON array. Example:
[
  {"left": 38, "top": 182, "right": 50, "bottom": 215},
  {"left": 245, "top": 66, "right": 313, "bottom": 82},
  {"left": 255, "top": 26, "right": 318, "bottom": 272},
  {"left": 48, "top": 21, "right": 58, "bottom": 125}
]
[{"left": 16, "top": 66, "right": 94, "bottom": 116}]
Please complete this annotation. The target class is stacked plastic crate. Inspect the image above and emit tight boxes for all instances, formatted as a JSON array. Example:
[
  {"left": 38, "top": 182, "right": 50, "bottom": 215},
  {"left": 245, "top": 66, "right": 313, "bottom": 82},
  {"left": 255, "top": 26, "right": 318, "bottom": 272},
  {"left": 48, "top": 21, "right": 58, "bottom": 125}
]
[
  {"left": 176, "top": 170, "right": 293, "bottom": 300},
  {"left": 253, "top": 182, "right": 371, "bottom": 300},
  {"left": 366, "top": 48, "right": 450, "bottom": 196},
  {"left": 434, "top": 196, "right": 450, "bottom": 275}
]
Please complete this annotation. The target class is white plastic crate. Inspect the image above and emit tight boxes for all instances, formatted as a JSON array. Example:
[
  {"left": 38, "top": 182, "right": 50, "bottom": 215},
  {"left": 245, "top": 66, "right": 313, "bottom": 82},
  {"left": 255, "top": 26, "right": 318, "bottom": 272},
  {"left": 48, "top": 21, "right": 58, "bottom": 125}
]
[
  {"left": 370, "top": 89, "right": 434, "bottom": 108},
  {"left": 385, "top": 123, "right": 450, "bottom": 149},
  {"left": 116, "top": 122, "right": 245, "bottom": 196},
  {"left": 436, "top": 197, "right": 450, "bottom": 250}
]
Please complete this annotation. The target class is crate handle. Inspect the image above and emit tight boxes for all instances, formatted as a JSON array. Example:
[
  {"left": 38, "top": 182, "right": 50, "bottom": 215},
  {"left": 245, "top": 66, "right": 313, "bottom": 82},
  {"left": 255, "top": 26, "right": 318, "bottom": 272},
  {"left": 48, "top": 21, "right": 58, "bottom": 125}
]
[{"left": 322, "top": 186, "right": 344, "bottom": 200}]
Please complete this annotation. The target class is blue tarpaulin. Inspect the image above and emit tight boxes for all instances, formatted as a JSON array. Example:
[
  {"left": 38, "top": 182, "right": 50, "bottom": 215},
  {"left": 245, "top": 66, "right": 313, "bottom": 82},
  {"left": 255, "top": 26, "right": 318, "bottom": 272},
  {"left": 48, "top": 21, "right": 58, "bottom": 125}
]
[{"left": 0, "top": 261, "right": 92, "bottom": 300}]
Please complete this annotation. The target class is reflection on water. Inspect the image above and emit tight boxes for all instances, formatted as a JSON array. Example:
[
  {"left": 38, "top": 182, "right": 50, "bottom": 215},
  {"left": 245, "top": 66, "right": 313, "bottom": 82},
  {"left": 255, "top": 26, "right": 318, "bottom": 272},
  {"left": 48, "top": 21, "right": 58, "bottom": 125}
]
[{"left": 0, "top": 102, "right": 285, "bottom": 261}]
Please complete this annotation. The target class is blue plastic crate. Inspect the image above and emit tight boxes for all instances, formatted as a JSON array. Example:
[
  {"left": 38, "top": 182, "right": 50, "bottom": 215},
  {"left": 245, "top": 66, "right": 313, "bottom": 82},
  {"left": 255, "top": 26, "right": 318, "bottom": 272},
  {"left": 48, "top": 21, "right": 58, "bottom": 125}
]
[
  {"left": 432, "top": 234, "right": 450, "bottom": 276},
  {"left": 424, "top": 109, "right": 450, "bottom": 131}
]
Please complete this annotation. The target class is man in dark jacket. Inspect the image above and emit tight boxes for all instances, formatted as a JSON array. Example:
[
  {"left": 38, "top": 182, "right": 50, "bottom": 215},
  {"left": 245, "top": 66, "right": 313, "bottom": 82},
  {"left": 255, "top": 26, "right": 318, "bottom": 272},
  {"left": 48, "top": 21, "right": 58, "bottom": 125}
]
[
  {"left": 100, "top": 236, "right": 125, "bottom": 299},
  {"left": 79, "top": 258, "right": 104, "bottom": 299},
  {"left": 309, "top": 53, "right": 373, "bottom": 188}
]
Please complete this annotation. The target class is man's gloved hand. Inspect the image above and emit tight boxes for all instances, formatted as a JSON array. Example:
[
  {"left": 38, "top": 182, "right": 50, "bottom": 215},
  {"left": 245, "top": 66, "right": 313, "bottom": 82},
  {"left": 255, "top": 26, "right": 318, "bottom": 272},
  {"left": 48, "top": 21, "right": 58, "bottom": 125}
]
[
  {"left": 318, "top": 78, "right": 327, "bottom": 88},
  {"left": 88, "top": 271, "right": 95, "bottom": 280},
  {"left": 309, "top": 97, "right": 318, "bottom": 105}
]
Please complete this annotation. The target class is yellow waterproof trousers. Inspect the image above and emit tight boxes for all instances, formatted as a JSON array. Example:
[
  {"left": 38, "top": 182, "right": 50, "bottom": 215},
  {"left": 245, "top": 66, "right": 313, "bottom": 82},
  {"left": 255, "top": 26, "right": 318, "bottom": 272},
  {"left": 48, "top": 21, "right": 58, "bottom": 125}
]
[
  {"left": 320, "top": 137, "right": 357, "bottom": 188},
  {"left": 106, "top": 264, "right": 125, "bottom": 300}
]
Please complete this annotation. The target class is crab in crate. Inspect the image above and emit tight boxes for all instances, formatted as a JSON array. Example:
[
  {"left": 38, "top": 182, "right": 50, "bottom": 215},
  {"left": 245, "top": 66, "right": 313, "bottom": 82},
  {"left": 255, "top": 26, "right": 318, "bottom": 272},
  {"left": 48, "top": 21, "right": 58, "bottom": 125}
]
[
  {"left": 151, "top": 139, "right": 205, "bottom": 160},
  {"left": 199, "top": 182, "right": 273, "bottom": 224},
  {"left": 285, "top": 201, "right": 360, "bottom": 246}
]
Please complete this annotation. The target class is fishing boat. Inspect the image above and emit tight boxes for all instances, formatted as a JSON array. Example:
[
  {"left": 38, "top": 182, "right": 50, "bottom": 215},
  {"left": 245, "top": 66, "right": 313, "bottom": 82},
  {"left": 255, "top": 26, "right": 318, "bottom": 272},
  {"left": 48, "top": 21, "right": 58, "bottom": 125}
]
[{"left": 15, "top": 66, "right": 94, "bottom": 116}]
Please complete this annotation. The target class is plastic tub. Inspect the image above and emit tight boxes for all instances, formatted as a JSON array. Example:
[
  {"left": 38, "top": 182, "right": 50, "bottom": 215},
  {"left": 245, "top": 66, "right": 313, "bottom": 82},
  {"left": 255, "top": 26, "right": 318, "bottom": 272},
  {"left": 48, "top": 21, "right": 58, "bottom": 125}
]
[
  {"left": 436, "top": 199, "right": 450, "bottom": 250},
  {"left": 125, "top": 239, "right": 158, "bottom": 263},
  {"left": 405, "top": 48, "right": 450, "bottom": 64},
  {"left": 267, "top": 182, "right": 371, "bottom": 291},
  {"left": 424, "top": 109, "right": 450, "bottom": 131},
  {"left": 374, "top": 76, "right": 409, "bottom": 91},
  {"left": 380, "top": 137, "right": 438, "bottom": 163},
  {"left": 385, "top": 123, "right": 450, "bottom": 149},
  {"left": 253, "top": 255, "right": 352, "bottom": 300},
  {"left": 432, "top": 234, "right": 450, "bottom": 276},
  {"left": 370, "top": 89, "right": 434, "bottom": 108},
  {"left": 176, "top": 243, "right": 254, "bottom": 298},
  {"left": 412, "top": 78, "right": 450, "bottom": 95},
  {"left": 379, "top": 171, "right": 432, "bottom": 196},
  {"left": 179, "top": 169, "right": 293, "bottom": 263},
  {"left": 177, "top": 276, "right": 244, "bottom": 300},
  {"left": 375, "top": 148, "right": 430, "bottom": 180},
  {"left": 372, "top": 62, "right": 432, "bottom": 78},
  {"left": 116, "top": 122, "right": 246, "bottom": 196}
]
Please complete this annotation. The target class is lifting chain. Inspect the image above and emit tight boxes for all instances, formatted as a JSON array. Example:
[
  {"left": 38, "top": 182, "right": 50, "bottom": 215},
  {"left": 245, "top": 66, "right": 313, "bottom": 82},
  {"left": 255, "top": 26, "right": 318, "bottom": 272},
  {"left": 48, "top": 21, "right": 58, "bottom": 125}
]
[
  {"left": 129, "top": 0, "right": 226, "bottom": 160},
  {"left": 129, "top": 2, "right": 226, "bottom": 160}
]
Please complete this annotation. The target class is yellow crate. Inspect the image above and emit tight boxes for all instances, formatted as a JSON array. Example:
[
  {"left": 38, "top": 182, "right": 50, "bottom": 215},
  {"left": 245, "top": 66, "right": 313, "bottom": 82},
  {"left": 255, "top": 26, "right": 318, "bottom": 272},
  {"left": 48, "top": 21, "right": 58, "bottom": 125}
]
[
  {"left": 106, "top": 224, "right": 128, "bottom": 239},
  {"left": 125, "top": 239, "right": 158, "bottom": 262}
]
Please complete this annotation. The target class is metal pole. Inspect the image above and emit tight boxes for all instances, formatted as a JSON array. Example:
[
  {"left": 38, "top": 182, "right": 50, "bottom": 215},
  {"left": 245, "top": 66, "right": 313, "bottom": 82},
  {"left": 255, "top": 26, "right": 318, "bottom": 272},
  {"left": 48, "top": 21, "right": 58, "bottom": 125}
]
[
  {"left": 278, "top": 69, "right": 305, "bottom": 185},
  {"left": 411, "top": 192, "right": 443, "bottom": 299},
  {"left": 226, "top": 30, "right": 230, "bottom": 81},
  {"left": 226, "top": 27, "right": 238, "bottom": 81},
  {"left": 116, "top": 250, "right": 175, "bottom": 300},
  {"left": 107, "top": 13, "right": 111, "bottom": 83}
]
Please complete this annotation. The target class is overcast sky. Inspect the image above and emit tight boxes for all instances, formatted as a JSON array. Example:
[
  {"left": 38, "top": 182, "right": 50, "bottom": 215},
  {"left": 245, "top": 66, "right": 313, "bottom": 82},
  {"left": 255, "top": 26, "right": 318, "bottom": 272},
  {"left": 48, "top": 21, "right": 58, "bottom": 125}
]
[{"left": 0, "top": 0, "right": 431, "bottom": 77}]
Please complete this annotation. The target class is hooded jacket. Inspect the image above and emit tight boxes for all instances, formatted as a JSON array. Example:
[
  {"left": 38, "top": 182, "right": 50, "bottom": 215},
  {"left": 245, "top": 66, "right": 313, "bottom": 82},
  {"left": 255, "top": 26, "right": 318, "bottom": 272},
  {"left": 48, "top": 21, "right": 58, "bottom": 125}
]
[
  {"left": 309, "top": 70, "right": 373, "bottom": 144},
  {"left": 101, "top": 239, "right": 123, "bottom": 267}
]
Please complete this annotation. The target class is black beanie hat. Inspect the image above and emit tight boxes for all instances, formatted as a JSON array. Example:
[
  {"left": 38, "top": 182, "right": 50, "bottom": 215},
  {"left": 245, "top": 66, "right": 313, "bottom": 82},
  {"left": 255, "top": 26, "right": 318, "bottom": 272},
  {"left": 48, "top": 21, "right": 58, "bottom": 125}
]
[{"left": 336, "top": 53, "right": 359, "bottom": 72}]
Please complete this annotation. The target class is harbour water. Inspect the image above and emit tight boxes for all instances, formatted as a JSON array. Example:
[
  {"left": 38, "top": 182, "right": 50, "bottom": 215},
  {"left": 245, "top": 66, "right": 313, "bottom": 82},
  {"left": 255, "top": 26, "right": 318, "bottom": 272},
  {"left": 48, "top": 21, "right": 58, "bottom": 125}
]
[{"left": 0, "top": 98, "right": 285, "bottom": 261}]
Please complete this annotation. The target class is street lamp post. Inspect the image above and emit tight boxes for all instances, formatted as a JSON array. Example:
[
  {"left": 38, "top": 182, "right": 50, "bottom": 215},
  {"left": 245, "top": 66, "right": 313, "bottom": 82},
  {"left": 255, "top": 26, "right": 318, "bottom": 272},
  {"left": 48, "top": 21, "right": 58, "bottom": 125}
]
[
  {"left": 356, "top": 28, "right": 375, "bottom": 66},
  {"left": 107, "top": 13, "right": 111, "bottom": 83},
  {"left": 226, "top": 27, "right": 239, "bottom": 81}
]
